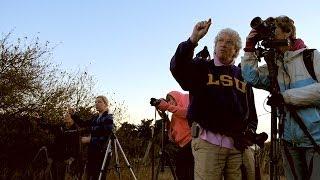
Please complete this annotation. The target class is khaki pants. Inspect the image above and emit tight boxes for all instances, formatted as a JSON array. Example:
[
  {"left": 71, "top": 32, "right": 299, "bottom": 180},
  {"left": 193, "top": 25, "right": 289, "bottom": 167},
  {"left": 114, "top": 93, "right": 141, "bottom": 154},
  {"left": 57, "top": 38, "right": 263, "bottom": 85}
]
[
  {"left": 243, "top": 148, "right": 255, "bottom": 180},
  {"left": 192, "top": 138, "right": 255, "bottom": 180}
]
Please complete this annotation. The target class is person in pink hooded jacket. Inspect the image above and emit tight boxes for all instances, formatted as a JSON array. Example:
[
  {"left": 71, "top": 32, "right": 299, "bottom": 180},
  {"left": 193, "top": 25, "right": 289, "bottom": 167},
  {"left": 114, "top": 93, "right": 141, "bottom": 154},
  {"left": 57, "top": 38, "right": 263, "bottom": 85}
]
[{"left": 156, "top": 91, "right": 194, "bottom": 180}]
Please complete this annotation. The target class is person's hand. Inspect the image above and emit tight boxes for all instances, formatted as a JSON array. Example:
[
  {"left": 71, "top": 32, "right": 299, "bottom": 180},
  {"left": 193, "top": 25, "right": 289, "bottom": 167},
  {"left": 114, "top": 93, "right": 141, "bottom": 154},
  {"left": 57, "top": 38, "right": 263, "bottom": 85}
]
[
  {"left": 81, "top": 136, "right": 91, "bottom": 144},
  {"left": 244, "top": 29, "right": 259, "bottom": 52},
  {"left": 156, "top": 99, "right": 169, "bottom": 112},
  {"left": 65, "top": 157, "right": 75, "bottom": 165},
  {"left": 233, "top": 133, "right": 254, "bottom": 151},
  {"left": 190, "top": 18, "right": 212, "bottom": 44}
]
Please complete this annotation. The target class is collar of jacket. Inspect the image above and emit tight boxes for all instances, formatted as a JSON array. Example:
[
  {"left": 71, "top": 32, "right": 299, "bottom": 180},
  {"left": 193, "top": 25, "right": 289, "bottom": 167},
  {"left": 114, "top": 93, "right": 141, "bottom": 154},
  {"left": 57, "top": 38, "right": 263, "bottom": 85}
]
[{"left": 282, "top": 48, "right": 306, "bottom": 64}]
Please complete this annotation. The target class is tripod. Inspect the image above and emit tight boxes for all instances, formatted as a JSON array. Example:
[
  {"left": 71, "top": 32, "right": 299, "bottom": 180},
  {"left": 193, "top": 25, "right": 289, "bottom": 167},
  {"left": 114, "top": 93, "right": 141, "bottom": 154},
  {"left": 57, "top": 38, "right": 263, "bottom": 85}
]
[
  {"left": 24, "top": 146, "right": 53, "bottom": 180},
  {"left": 98, "top": 132, "right": 137, "bottom": 180},
  {"left": 153, "top": 109, "right": 177, "bottom": 180},
  {"left": 263, "top": 48, "right": 286, "bottom": 180}
]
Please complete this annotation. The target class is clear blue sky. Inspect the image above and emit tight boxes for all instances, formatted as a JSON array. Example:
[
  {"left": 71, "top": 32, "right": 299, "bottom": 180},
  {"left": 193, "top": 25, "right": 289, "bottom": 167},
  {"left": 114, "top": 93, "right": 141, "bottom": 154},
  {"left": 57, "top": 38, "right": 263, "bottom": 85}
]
[{"left": 1, "top": 0, "right": 319, "bottom": 135}]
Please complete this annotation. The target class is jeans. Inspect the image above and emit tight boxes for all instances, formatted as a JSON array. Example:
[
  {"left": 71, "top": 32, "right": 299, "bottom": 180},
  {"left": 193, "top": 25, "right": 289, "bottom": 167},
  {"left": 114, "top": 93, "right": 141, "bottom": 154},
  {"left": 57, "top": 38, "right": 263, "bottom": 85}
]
[{"left": 282, "top": 145, "right": 320, "bottom": 180}]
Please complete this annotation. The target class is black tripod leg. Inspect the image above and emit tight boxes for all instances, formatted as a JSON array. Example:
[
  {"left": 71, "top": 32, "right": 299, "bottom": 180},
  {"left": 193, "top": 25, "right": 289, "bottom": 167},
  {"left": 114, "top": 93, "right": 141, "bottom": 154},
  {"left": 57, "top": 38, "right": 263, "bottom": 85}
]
[
  {"left": 151, "top": 142, "right": 155, "bottom": 180},
  {"left": 155, "top": 154, "right": 163, "bottom": 180},
  {"left": 155, "top": 151, "right": 177, "bottom": 180}
]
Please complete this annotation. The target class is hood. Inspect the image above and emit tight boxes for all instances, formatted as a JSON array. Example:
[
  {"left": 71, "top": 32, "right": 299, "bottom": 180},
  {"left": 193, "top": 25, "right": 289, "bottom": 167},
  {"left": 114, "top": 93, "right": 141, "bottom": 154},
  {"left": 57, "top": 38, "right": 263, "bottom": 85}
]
[
  {"left": 167, "top": 91, "right": 189, "bottom": 108},
  {"left": 290, "top": 38, "right": 307, "bottom": 51},
  {"left": 283, "top": 38, "right": 308, "bottom": 63}
]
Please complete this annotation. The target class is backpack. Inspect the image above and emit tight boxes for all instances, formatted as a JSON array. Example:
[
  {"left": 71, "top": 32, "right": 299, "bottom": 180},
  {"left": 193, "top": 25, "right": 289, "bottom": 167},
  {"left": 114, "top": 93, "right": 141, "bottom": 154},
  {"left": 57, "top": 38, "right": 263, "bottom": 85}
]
[{"left": 303, "top": 49, "right": 318, "bottom": 82}]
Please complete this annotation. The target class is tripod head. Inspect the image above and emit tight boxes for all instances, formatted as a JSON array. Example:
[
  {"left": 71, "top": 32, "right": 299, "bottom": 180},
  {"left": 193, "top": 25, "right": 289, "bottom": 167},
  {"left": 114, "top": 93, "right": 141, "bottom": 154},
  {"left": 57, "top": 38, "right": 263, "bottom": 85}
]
[
  {"left": 154, "top": 109, "right": 170, "bottom": 141},
  {"left": 150, "top": 98, "right": 170, "bottom": 124},
  {"left": 249, "top": 16, "right": 290, "bottom": 62},
  {"left": 149, "top": 100, "right": 172, "bottom": 150},
  {"left": 155, "top": 109, "right": 169, "bottom": 120}
]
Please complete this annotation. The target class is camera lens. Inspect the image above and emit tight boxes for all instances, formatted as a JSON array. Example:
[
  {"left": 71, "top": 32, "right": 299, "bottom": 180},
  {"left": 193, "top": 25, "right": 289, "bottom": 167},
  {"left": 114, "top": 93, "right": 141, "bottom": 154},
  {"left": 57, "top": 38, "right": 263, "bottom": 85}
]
[
  {"left": 250, "top": 17, "right": 264, "bottom": 30},
  {"left": 150, "top": 98, "right": 160, "bottom": 106}
]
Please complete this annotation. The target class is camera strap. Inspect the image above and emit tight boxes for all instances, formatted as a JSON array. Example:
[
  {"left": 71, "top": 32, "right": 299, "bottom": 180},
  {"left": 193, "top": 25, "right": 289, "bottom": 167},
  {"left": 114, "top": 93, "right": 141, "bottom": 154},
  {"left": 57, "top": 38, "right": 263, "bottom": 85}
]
[
  {"left": 287, "top": 106, "right": 320, "bottom": 154},
  {"left": 303, "top": 49, "right": 317, "bottom": 82}
]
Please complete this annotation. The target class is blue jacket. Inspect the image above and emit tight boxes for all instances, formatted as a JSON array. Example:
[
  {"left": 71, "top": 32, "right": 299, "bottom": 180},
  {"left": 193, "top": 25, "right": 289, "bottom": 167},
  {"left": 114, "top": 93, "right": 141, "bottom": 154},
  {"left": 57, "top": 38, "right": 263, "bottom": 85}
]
[
  {"left": 89, "top": 112, "right": 114, "bottom": 149},
  {"left": 170, "top": 39, "right": 258, "bottom": 136},
  {"left": 241, "top": 49, "right": 320, "bottom": 147},
  {"left": 73, "top": 111, "right": 114, "bottom": 150}
]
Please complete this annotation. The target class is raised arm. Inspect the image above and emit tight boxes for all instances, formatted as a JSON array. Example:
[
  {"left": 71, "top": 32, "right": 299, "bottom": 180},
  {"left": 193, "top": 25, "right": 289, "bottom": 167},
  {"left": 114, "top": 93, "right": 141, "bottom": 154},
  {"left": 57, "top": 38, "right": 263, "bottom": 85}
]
[
  {"left": 157, "top": 99, "right": 187, "bottom": 118},
  {"left": 241, "top": 30, "right": 271, "bottom": 90},
  {"left": 170, "top": 19, "right": 212, "bottom": 91}
]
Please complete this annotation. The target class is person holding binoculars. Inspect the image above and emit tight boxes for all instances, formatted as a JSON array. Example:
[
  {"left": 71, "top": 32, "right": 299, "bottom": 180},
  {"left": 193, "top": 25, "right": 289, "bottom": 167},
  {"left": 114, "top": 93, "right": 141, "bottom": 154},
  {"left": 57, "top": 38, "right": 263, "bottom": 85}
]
[{"left": 242, "top": 15, "right": 320, "bottom": 180}]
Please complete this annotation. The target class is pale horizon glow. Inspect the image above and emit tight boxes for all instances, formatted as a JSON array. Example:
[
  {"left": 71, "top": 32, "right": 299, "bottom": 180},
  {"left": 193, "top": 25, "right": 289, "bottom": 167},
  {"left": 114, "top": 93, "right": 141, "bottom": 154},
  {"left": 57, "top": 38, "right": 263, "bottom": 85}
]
[{"left": 1, "top": 1, "right": 319, "bottom": 136}]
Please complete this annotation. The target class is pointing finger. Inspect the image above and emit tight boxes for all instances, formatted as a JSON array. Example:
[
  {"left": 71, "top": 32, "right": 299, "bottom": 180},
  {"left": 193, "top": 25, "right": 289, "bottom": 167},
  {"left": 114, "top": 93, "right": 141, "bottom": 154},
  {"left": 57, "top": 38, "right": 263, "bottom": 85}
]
[{"left": 205, "top": 18, "right": 212, "bottom": 31}]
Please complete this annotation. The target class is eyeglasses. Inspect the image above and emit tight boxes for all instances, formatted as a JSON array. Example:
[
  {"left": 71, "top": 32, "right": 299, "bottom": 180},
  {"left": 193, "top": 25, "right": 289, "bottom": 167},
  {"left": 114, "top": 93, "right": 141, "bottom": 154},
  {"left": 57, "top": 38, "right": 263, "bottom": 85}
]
[{"left": 217, "top": 38, "right": 235, "bottom": 46}]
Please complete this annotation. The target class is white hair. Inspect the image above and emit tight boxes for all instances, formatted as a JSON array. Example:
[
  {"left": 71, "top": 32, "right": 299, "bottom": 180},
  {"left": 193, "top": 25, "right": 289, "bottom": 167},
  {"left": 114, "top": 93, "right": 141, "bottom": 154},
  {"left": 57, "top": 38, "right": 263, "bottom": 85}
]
[{"left": 214, "top": 28, "right": 242, "bottom": 59}]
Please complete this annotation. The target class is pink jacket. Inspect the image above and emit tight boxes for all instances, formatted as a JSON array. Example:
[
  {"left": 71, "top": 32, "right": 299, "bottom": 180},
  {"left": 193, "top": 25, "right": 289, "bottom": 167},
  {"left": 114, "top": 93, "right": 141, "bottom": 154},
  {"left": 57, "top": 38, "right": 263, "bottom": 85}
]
[{"left": 157, "top": 91, "right": 191, "bottom": 147}]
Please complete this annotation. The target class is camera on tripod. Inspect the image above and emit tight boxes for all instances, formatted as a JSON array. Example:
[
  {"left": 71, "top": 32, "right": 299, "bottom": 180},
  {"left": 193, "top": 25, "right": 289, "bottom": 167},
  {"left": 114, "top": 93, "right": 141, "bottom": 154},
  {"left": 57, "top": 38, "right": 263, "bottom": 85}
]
[
  {"left": 250, "top": 16, "right": 290, "bottom": 57},
  {"left": 150, "top": 98, "right": 162, "bottom": 107},
  {"left": 250, "top": 17, "right": 276, "bottom": 42},
  {"left": 245, "top": 129, "right": 268, "bottom": 148},
  {"left": 253, "top": 132, "right": 268, "bottom": 148}
]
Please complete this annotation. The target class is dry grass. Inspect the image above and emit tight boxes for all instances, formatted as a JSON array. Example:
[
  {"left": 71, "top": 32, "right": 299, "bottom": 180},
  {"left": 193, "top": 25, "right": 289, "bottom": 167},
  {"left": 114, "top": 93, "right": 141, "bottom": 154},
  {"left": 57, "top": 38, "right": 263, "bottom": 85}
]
[
  {"left": 106, "top": 163, "right": 174, "bottom": 180},
  {"left": 1, "top": 150, "right": 287, "bottom": 180},
  {"left": 2, "top": 164, "right": 287, "bottom": 180},
  {"left": 106, "top": 166, "right": 286, "bottom": 180}
]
